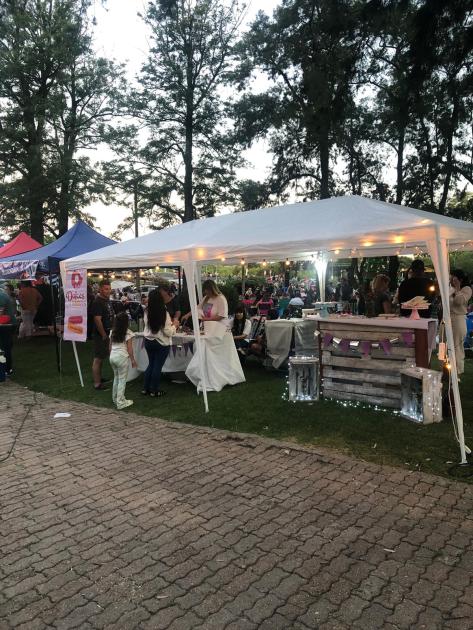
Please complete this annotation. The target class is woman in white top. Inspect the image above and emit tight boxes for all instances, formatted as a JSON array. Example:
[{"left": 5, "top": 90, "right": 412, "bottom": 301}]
[
  {"left": 142, "top": 289, "right": 176, "bottom": 397},
  {"left": 182, "top": 279, "right": 228, "bottom": 333},
  {"left": 109, "top": 312, "right": 136, "bottom": 410},
  {"left": 450, "top": 269, "right": 472, "bottom": 375}
]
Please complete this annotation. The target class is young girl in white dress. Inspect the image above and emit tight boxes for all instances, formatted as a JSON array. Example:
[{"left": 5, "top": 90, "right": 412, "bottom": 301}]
[{"left": 109, "top": 312, "right": 137, "bottom": 409}]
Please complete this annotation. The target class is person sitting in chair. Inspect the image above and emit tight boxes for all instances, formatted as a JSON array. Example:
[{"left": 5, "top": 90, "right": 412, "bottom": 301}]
[{"left": 231, "top": 304, "right": 251, "bottom": 356}]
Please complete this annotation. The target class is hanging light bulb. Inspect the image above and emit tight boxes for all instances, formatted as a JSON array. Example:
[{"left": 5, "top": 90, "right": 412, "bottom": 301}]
[
  {"left": 155, "top": 265, "right": 160, "bottom": 271},
  {"left": 285, "top": 258, "right": 290, "bottom": 266},
  {"left": 262, "top": 259, "right": 267, "bottom": 267},
  {"left": 240, "top": 258, "right": 245, "bottom": 266}
]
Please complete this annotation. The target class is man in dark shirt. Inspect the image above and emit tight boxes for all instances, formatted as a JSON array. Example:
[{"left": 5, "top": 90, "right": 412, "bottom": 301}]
[
  {"left": 398, "top": 259, "right": 433, "bottom": 318},
  {"left": 90, "top": 279, "right": 114, "bottom": 390}
]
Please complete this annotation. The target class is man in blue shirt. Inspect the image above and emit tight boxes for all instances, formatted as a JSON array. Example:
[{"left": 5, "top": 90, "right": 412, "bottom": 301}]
[{"left": 0, "top": 283, "right": 17, "bottom": 375}]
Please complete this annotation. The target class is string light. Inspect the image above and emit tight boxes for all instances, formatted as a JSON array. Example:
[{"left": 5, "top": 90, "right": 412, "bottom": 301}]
[
  {"left": 285, "top": 258, "right": 290, "bottom": 266},
  {"left": 262, "top": 259, "right": 267, "bottom": 267},
  {"left": 240, "top": 258, "right": 245, "bottom": 266},
  {"left": 155, "top": 265, "right": 160, "bottom": 271}
]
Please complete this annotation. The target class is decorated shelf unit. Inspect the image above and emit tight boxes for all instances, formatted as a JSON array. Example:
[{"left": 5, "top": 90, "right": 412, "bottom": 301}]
[
  {"left": 400, "top": 367, "right": 442, "bottom": 424},
  {"left": 288, "top": 356, "right": 320, "bottom": 402},
  {"left": 316, "top": 318, "right": 437, "bottom": 409}
]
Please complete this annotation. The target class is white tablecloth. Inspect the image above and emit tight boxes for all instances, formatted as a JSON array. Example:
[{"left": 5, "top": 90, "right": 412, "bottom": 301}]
[
  {"left": 185, "top": 331, "right": 246, "bottom": 392},
  {"left": 126, "top": 333, "right": 195, "bottom": 382},
  {"left": 265, "top": 319, "right": 318, "bottom": 368}
]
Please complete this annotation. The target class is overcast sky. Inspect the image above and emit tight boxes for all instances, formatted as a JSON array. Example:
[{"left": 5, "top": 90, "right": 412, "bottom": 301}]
[{"left": 88, "top": 0, "right": 281, "bottom": 241}]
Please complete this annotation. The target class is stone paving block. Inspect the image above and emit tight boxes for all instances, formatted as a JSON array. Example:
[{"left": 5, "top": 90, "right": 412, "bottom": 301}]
[{"left": 2, "top": 382, "right": 473, "bottom": 630}]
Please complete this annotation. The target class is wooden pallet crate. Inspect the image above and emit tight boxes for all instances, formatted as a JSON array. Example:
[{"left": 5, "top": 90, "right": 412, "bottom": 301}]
[{"left": 319, "top": 321, "right": 416, "bottom": 408}]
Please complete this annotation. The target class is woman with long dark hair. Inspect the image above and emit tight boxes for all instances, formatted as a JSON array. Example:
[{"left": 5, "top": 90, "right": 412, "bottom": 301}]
[
  {"left": 450, "top": 269, "right": 472, "bottom": 375},
  {"left": 231, "top": 304, "right": 251, "bottom": 354},
  {"left": 109, "top": 312, "right": 136, "bottom": 410},
  {"left": 142, "top": 289, "right": 176, "bottom": 397}
]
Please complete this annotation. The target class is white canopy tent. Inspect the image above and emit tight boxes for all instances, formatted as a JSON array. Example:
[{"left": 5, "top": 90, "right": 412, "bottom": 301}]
[{"left": 62, "top": 195, "right": 473, "bottom": 462}]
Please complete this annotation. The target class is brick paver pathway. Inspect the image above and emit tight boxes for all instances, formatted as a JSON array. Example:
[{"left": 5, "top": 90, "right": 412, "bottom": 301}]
[{"left": 1, "top": 382, "right": 473, "bottom": 630}]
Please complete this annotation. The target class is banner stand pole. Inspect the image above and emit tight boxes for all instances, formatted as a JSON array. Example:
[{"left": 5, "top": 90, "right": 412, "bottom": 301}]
[
  {"left": 48, "top": 258, "right": 61, "bottom": 372},
  {"left": 72, "top": 341, "right": 84, "bottom": 387}
]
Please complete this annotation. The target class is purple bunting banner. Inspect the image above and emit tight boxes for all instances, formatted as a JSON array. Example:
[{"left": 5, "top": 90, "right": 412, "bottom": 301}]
[
  {"left": 339, "top": 338, "right": 350, "bottom": 353},
  {"left": 402, "top": 331, "right": 414, "bottom": 346},
  {"left": 361, "top": 341, "right": 371, "bottom": 356},
  {"left": 380, "top": 339, "right": 392, "bottom": 355},
  {"left": 323, "top": 333, "right": 334, "bottom": 348}
]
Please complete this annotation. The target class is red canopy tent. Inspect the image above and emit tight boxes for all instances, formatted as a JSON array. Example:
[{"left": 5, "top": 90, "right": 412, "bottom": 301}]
[{"left": 0, "top": 232, "right": 41, "bottom": 258}]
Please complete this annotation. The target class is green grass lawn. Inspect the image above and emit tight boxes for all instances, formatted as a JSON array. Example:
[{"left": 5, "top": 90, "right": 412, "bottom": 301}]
[{"left": 9, "top": 336, "right": 473, "bottom": 482}]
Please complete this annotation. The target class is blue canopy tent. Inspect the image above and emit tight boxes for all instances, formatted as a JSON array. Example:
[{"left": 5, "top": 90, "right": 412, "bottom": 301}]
[
  {"left": 0, "top": 220, "right": 115, "bottom": 373},
  {"left": 0, "top": 220, "right": 115, "bottom": 278}
]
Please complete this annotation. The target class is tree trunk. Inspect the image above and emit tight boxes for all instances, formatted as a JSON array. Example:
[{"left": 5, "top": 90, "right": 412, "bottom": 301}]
[
  {"left": 388, "top": 256, "right": 399, "bottom": 292},
  {"left": 439, "top": 93, "right": 459, "bottom": 214},
  {"left": 395, "top": 127, "right": 405, "bottom": 205},
  {"left": 57, "top": 144, "right": 73, "bottom": 235},
  {"left": 319, "top": 132, "right": 330, "bottom": 199},
  {"left": 183, "top": 36, "right": 194, "bottom": 223},
  {"left": 27, "top": 144, "right": 45, "bottom": 243}
]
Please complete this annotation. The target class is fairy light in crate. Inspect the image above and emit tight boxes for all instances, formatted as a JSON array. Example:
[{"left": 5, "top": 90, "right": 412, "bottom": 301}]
[{"left": 331, "top": 398, "right": 400, "bottom": 415}]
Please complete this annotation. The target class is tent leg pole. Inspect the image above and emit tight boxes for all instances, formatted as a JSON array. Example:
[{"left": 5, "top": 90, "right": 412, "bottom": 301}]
[
  {"left": 48, "top": 264, "right": 61, "bottom": 373},
  {"left": 444, "top": 317, "right": 469, "bottom": 463},
  {"left": 72, "top": 341, "right": 84, "bottom": 388},
  {"left": 427, "top": 234, "right": 469, "bottom": 464},
  {"left": 184, "top": 262, "right": 209, "bottom": 412}
]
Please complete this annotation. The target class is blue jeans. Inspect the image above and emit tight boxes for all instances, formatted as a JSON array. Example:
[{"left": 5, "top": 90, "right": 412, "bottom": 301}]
[{"left": 144, "top": 339, "right": 170, "bottom": 393}]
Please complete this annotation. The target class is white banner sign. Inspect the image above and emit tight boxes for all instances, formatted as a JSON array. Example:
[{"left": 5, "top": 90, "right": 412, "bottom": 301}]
[{"left": 64, "top": 268, "right": 87, "bottom": 342}]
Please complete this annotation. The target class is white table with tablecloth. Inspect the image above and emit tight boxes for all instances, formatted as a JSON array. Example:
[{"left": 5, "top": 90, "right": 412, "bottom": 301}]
[
  {"left": 126, "top": 327, "right": 245, "bottom": 392},
  {"left": 126, "top": 332, "right": 196, "bottom": 382},
  {"left": 264, "top": 319, "right": 319, "bottom": 368}
]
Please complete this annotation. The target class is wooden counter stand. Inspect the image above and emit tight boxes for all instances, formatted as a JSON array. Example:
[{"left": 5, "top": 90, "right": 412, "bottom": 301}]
[{"left": 317, "top": 319, "right": 431, "bottom": 409}]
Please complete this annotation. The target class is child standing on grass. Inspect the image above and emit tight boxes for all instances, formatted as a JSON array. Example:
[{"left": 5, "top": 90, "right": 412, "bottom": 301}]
[{"left": 109, "top": 312, "right": 137, "bottom": 410}]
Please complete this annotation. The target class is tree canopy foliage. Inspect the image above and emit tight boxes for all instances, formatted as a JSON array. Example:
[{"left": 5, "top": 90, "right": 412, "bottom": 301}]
[{"left": 0, "top": 0, "right": 471, "bottom": 240}]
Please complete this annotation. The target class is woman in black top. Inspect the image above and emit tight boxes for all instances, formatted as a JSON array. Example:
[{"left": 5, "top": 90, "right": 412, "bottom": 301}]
[{"left": 372, "top": 274, "right": 392, "bottom": 316}]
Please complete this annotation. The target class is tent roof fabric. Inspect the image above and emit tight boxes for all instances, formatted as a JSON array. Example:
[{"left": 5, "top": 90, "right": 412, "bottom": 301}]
[
  {"left": 0, "top": 232, "right": 41, "bottom": 258},
  {"left": 63, "top": 196, "right": 473, "bottom": 271},
  {"left": 1, "top": 220, "right": 115, "bottom": 271}
]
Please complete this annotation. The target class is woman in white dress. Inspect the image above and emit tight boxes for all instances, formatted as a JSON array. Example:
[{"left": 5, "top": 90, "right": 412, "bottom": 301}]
[
  {"left": 182, "top": 280, "right": 245, "bottom": 392},
  {"left": 450, "top": 269, "right": 472, "bottom": 375}
]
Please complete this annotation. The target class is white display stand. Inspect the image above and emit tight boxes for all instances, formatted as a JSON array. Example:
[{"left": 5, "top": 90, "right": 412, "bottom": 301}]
[{"left": 400, "top": 367, "right": 442, "bottom": 424}]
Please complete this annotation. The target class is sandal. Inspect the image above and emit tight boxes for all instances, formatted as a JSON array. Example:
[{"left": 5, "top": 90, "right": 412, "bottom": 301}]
[{"left": 150, "top": 391, "right": 166, "bottom": 398}]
